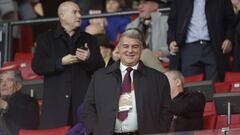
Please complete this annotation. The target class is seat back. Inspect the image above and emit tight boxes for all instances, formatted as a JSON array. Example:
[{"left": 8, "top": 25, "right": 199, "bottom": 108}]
[
  {"left": 214, "top": 82, "right": 231, "bottom": 93},
  {"left": 225, "top": 72, "right": 240, "bottom": 82},
  {"left": 204, "top": 102, "right": 216, "bottom": 116},
  {"left": 184, "top": 73, "right": 204, "bottom": 83},
  {"left": 19, "top": 126, "right": 70, "bottom": 135},
  {"left": 215, "top": 114, "right": 240, "bottom": 129},
  {"left": 231, "top": 82, "right": 240, "bottom": 92},
  {"left": 203, "top": 114, "right": 217, "bottom": 129}
]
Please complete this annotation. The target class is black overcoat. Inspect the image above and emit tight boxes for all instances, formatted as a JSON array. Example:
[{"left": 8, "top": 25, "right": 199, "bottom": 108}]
[
  {"left": 32, "top": 24, "right": 104, "bottom": 128},
  {"left": 83, "top": 61, "right": 172, "bottom": 135}
]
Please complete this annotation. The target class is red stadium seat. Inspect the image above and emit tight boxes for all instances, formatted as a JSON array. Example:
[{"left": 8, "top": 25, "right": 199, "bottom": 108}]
[
  {"left": 3, "top": 61, "right": 42, "bottom": 80},
  {"left": 214, "top": 82, "right": 231, "bottom": 93},
  {"left": 231, "top": 82, "right": 240, "bottom": 92},
  {"left": 203, "top": 113, "right": 217, "bottom": 129},
  {"left": 19, "top": 126, "right": 70, "bottom": 135},
  {"left": 215, "top": 114, "right": 240, "bottom": 129},
  {"left": 184, "top": 73, "right": 204, "bottom": 83},
  {"left": 204, "top": 102, "right": 216, "bottom": 116},
  {"left": 224, "top": 72, "right": 240, "bottom": 82},
  {"left": 0, "top": 63, "right": 20, "bottom": 73},
  {"left": 14, "top": 52, "right": 33, "bottom": 61}
]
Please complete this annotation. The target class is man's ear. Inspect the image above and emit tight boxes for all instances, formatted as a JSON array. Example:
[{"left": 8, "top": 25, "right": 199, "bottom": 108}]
[{"left": 175, "top": 78, "right": 182, "bottom": 86}]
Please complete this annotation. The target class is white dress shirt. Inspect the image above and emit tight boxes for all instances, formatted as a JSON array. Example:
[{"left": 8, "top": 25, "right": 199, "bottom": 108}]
[{"left": 114, "top": 63, "right": 139, "bottom": 133}]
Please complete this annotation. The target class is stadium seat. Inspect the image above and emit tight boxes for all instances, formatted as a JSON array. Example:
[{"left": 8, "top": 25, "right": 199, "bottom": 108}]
[
  {"left": 215, "top": 114, "right": 240, "bottom": 129},
  {"left": 203, "top": 113, "right": 217, "bottom": 129},
  {"left": 224, "top": 72, "right": 240, "bottom": 82},
  {"left": 19, "top": 126, "right": 70, "bottom": 135},
  {"left": 230, "top": 82, "right": 240, "bottom": 92},
  {"left": 14, "top": 52, "right": 33, "bottom": 61},
  {"left": 204, "top": 102, "right": 216, "bottom": 116},
  {"left": 0, "top": 63, "right": 19, "bottom": 73},
  {"left": 214, "top": 82, "right": 231, "bottom": 93},
  {"left": 184, "top": 73, "right": 204, "bottom": 83}
]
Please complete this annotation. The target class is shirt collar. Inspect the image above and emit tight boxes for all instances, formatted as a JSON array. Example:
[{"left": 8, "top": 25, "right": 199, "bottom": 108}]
[
  {"left": 120, "top": 62, "right": 139, "bottom": 73},
  {"left": 54, "top": 23, "right": 83, "bottom": 38}
]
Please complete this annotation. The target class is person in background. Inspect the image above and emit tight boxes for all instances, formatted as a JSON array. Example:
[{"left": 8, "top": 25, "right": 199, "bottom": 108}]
[
  {"left": 126, "top": 0, "right": 169, "bottom": 59},
  {"left": 81, "top": 0, "right": 131, "bottom": 44},
  {"left": 32, "top": 1, "right": 104, "bottom": 129},
  {"left": 96, "top": 34, "right": 115, "bottom": 67},
  {"left": 83, "top": 28, "right": 172, "bottom": 135},
  {"left": 0, "top": 70, "right": 39, "bottom": 135},
  {"left": 232, "top": 0, "right": 240, "bottom": 71},
  {"left": 167, "top": 0, "right": 236, "bottom": 81},
  {"left": 165, "top": 70, "right": 205, "bottom": 132}
]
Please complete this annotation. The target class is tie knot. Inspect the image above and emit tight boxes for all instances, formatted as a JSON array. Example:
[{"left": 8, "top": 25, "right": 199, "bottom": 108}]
[{"left": 126, "top": 67, "right": 133, "bottom": 73}]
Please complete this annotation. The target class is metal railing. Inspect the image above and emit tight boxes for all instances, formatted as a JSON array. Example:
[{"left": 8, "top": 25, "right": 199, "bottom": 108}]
[{"left": 5, "top": 8, "right": 170, "bottom": 61}]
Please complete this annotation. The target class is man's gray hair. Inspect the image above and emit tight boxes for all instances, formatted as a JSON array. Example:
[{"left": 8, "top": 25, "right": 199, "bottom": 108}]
[
  {"left": 119, "top": 28, "right": 147, "bottom": 48},
  {"left": 0, "top": 70, "right": 23, "bottom": 84}
]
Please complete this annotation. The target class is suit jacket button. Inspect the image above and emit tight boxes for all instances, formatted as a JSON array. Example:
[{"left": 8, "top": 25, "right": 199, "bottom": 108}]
[{"left": 65, "top": 95, "right": 69, "bottom": 98}]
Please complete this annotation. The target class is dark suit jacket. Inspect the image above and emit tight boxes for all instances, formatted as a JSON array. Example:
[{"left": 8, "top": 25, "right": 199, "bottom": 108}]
[
  {"left": 0, "top": 92, "right": 39, "bottom": 135},
  {"left": 169, "top": 90, "right": 205, "bottom": 132},
  {"left": 32, "top": 24, "right": 104, "bottom": 129},
  {"left": 233, "top": 12, "right": 240, "bottom": 71},
  {"left": 83, "top": 61, "right": 172, "bottom": 135},
  {"left": 167, "top": 0, "right": 236, "bottom": 78}
]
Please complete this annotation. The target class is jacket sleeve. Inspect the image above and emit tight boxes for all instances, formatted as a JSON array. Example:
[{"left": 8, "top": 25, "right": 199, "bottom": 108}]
[
  {"left": 159, "top": 75, "right": 172, "bottom": 133},
  {"left": 223, "top": 0, "right": 236, "bottom": 41},
  {"left": 32, "top": 33, "right": 61, "bottom": 75},
  {"left": 167, "top": 0, "right": 177, "bottom": 45},
  {"left": 6, "top": 95, "right": 39, "bottom": 130},
  {"left": 169, "top": 92, "right": 206, "bottom": 118},
  {"left": 140, "top": 49, "right": 166, "bottom": 72},
  {"left": 83, "top": 74, "right": 98, "bottom": 134},
  {"left": 84, "top": 36, "right": 105, "bottom": 73}
]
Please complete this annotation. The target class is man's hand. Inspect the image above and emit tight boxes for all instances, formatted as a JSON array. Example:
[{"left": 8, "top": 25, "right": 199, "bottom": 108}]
[
  {"left": 0, "top": 98, "right": 8, "bottom": 110},
  {"left": 75, "top": 43, "right": 90, "bottom": 61},
  {"left": 62, "top": 54, "right": 79, "bottom": 65},
  {"left": 222, "top": 39, "right": 232, "bottom": 54},
  {"left": 169, "top": 41, "right": 179, "bottom": 55}
]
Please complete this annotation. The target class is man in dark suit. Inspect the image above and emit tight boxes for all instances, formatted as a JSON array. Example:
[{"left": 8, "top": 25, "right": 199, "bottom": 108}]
[
  {"left": 32, "top": 1, "right": 104, "bottom": 129},
  {"left": 83, "top": 28, "right": 172, "bottom": 135},
  {"left": 0, "top": 70, "right": 39, "bottom": 135},
  {"left": 165, "top": 70, "right": 205, "bottom": 132},
  {"left": 167, "top": 0, "right": 236, "bottom": 82}
]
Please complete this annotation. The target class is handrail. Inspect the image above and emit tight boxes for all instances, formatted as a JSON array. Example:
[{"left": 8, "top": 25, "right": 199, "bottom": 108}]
[
  {"left": 10, "top": 8, "right": 170, "bottom": 25},
  {"left": 5, "top": 7, "right": 170, "bottom": 61}
]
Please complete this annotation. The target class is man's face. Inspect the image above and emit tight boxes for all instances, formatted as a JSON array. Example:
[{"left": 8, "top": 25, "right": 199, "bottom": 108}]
[
  {"left": 106, "top": 0, "right": 121, "bottom": 13},
  {"left": 0, "top": 73, "right": 18, "bottom": 97},
  {"left": 100, "top": 46, "right": 112, "bottom": 59},
  {"left": 138, "top": 0, "right": 159, "bottom": 18},
  {"left": 118, "top": 37, "right": 142, "bottom": 67},
  {"left": 60, "top": 3, "right": 81, "bottom": 30}
]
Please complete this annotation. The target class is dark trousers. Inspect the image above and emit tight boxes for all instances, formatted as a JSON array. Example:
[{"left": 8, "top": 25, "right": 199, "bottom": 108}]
[{"left": 180, "top": 41, "right": 219, "bottom": 82}]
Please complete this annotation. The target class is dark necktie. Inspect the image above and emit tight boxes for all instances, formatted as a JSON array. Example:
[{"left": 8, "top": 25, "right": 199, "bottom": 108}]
[{"left": 118, "top": 67, "right": 133, "bottom": 121}]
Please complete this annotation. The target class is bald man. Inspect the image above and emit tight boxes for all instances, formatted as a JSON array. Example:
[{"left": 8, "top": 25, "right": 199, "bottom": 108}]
[
  {"left": 165, "top": 70, "right": 205, "bottom": 132},
  {"left": 32, "top": 1, "right": 104, "bottom": 129}
]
